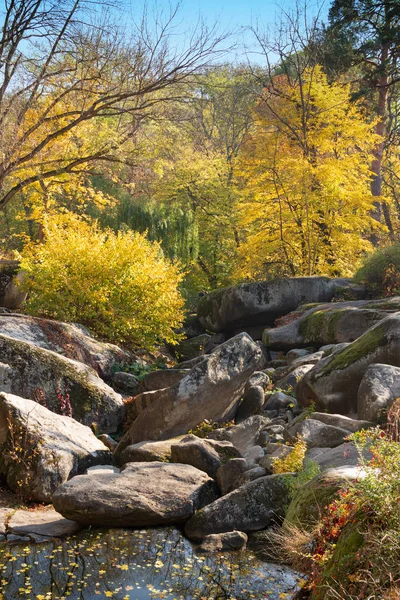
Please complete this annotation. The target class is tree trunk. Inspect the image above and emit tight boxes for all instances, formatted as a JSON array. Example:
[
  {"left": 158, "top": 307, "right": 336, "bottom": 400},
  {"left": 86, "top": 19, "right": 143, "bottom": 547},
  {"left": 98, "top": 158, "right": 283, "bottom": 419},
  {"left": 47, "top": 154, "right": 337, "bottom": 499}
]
[{"left": 370, "top": 44, "right": 394, "bottom": 240}]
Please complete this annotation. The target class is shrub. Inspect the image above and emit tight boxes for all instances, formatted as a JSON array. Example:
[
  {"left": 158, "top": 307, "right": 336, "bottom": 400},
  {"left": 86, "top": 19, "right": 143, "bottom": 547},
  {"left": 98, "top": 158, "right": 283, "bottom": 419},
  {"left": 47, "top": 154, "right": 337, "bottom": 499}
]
[
  {"left": 188, "top": 419, "right": 235, "bottom": 438},
  {"left": 272, "top": 438, "right": 307, "bottom": 474},
  {"left": 305, "top": 424, "right": 400, "bottom": 599},
  {"left": 354, "top": 244, "right": 400, "bottom": 297},
  {"left": 18, "top": 214, "right": 185, "bottom": 349}
]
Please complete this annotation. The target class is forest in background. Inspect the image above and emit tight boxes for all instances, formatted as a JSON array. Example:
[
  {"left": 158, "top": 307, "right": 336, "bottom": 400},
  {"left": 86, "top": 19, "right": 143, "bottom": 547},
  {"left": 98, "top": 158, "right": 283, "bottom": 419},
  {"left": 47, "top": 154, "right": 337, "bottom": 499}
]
[{"left": 0, "top": 0, "right": 399, "bottom": 306}]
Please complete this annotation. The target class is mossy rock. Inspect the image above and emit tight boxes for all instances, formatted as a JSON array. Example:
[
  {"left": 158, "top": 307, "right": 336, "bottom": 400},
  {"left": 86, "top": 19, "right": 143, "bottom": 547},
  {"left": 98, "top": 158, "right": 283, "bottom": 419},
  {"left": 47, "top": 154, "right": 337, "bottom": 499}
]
[
  {"left": 311, "top": 521, "right": 364, "bottom": 600},
  {"left": 319, "top": 323, "right": 386, "bottom": 376},
  {"left": 0, "top": 334, "right": 124, "bottom": 433},
  {"left": 297, "top": 314, "right": 400, "bottom": 414},
  {"left": 265, "top": 302, "right": 389, "bottom": 350},
  {"left": 285, "top": 467, "right": 362, "bottom": 531}
]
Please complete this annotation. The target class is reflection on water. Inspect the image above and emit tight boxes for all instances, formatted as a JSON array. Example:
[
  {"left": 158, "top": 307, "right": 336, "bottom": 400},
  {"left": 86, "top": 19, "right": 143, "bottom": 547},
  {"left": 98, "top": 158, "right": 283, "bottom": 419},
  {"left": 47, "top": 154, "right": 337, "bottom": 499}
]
[{"left": 0, "top": 527, "right": 304, "bottom": 599}]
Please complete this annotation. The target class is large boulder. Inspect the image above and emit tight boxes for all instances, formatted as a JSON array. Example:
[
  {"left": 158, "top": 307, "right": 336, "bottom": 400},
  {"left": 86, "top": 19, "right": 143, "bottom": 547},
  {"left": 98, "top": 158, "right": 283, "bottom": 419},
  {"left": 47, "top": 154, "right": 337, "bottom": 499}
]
[
  {"left": 0, "top": 314, "right": 130, "bottom": 378},
  {"left": 0, "top": 260, "right": 26, "bottom": 309},
  {"left": 197, "top": 277, "right": 362, "bottom": 333},
  {"left": 263, "top": 299, "right": 400, "bottom": 350},
  {"left": 115, "top": 333, "right": 265, "bottom": 454},
  {"left": 0, "top": 393, "right": 111, "bottom": 502},
  {"left": 117, "top": 437, "right": 185, "bottom": 466},
  {"left": 357, "top": 363, "right": 400, "bottom": 422},
  {"left": 296, "top": 313, "right": 400, "bottom": 414},
  {"left": 185, "top": 473, "right": 294, "bottom": 540},
  {"left": 0, "top": 334, "right": 124, "bottom": 432},
  {"left": 170, "top": 435, "right": 241, "bottom": 478},
  {"left": 287, "top": 419, "right": 349, "bottom": 448},
  {"left": 52, "top": 462, "right": 218, "bottom": 527}
]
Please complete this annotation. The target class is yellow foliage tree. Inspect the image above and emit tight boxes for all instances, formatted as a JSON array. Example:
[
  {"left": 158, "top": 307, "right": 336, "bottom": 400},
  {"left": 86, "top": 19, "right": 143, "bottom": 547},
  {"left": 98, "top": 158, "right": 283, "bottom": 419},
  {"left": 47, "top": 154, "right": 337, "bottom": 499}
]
[
  {"left": 236, "top": 66, "right": 381, "bottom": 279},
  {"left": 18, "top": 214, "right": 185, "bottom": 349}
]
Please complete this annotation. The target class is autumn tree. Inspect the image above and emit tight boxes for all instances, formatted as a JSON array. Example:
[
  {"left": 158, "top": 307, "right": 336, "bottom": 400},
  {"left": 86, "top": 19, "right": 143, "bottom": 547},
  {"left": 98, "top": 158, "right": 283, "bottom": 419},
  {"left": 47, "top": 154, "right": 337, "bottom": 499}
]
[
  {"left": 0, "top": 0, "right": 228, "bottom": 215},
  {"left": 325, "top": 0, "right": 400, "bottom": 235},
  {"left": 235, "top": 67, "right": 379, "bottom": 279},
  {"left": 149, "top": 66, "right": 260, "bottom": 289}
]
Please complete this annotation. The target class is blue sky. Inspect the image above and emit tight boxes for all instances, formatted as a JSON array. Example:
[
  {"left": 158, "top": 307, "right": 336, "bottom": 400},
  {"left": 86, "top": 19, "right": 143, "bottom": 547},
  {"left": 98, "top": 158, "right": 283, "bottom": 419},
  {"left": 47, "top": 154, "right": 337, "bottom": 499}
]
[
  {"left": 122, "top": 0, "right": 329, "bottom": 65},
  {"left": 180, "top": 0, "right": 325, "bottom": 26}
]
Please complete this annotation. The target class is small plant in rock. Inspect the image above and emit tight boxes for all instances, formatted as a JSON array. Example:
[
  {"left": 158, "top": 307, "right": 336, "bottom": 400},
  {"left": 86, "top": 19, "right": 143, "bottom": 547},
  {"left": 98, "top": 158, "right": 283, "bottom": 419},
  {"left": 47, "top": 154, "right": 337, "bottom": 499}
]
[
  {"left": 5, "top": 418, "right": 42, "bottom": 500},
  {"left": 57, "top": 386, "right": 72, "bottom": 417},
  {"left": 272, "top": 438, "right": 307, "bottom": 474},
  {"left": 33, "top": 388, "right": 47, "bottom": 408},
  {"left": 188, "top": 419, "right": 235, "bottom": 438}
]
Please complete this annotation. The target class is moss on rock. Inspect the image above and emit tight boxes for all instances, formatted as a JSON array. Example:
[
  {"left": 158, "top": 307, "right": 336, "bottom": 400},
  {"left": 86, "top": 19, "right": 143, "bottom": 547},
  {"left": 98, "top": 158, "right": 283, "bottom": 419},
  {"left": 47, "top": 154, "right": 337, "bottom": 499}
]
[
  {"left": 0, "top": 334, "right": 124, "bottom": 433},
  {"left": 319, "top": 323, "right": 386, "bottom": 376},
  {"left": 298, "top": 308, "right": 362, "bottom": 345}
]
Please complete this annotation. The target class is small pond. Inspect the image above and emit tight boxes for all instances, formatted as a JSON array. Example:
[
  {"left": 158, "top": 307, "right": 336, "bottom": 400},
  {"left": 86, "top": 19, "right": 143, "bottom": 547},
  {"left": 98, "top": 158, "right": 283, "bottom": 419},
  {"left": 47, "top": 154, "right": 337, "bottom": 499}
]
[{"left": 0, "top": 527, "right": 304, "bottom": 599}]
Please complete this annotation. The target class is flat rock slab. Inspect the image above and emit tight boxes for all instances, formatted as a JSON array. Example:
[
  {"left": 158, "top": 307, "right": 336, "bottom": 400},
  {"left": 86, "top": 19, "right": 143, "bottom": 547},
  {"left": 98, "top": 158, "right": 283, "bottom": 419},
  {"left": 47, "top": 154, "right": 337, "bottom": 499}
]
[
  {"left": 8, "top": 509, "right": 80, "bottom": 539},
  {"left": 0, "top": 508, "right": 11, "bottom": 535},
  {"left": 53, "top": 462, "right": 219, "bottom": 527}
]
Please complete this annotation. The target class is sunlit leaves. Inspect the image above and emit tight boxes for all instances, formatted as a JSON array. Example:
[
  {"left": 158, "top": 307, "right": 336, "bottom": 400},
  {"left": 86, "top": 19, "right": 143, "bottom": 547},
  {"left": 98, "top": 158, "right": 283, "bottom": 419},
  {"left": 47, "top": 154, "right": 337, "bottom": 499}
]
[
  {"left": 18, "top": 213, "right": 185, "bottom": 349},
  {"left": 235, "top": 66, "right": 381, "bottom": 279}
]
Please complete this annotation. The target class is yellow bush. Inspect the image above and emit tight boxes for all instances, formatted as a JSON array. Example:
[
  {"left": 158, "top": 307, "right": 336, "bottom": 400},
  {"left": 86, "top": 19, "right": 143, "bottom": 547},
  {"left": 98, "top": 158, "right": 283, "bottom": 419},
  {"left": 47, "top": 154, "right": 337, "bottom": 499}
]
[
  {"left": 272, "top": 438, "right": 307, "bottom": 474},
  {"left": 19, "top": 214, "right": 185, "bottom": 349}
]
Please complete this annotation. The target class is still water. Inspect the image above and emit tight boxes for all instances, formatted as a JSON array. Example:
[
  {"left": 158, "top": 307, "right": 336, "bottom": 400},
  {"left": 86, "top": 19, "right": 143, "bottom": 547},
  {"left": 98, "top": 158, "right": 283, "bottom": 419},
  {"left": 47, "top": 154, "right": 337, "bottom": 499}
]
[{"left": 0, "top": 527, "right": 304, "bottom": 599}]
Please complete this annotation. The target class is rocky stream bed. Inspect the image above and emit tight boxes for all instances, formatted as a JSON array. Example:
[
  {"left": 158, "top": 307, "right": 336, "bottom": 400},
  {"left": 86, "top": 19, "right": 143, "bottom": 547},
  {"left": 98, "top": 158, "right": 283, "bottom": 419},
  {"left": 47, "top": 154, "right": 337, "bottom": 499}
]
[{"left": 1, "top": 269, "right": 400, "bottom": 599}]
